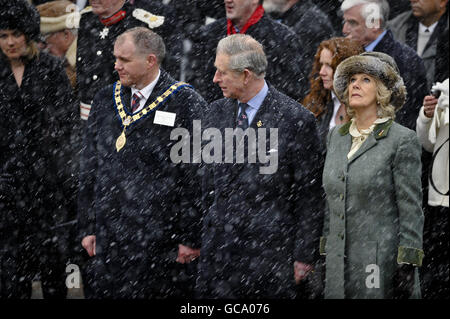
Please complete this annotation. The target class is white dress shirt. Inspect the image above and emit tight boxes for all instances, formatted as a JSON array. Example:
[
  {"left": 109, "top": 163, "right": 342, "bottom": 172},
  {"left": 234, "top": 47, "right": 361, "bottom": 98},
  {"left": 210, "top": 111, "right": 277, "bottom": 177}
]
[
  {"left": 417, "top": 21, "right": 438, "bottom": 57},
  {"left": 329, "top": 91, "right": 343, "bottom": 130}
]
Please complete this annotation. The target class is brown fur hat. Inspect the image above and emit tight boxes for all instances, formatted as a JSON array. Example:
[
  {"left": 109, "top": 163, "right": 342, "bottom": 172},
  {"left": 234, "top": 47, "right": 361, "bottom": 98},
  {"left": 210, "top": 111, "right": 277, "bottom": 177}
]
[
  {"left": 37, "top": 0, "right": 79, "bottom": 34},
  {"left": 333, "top": 51, "right": 407, "bottom": 110}
]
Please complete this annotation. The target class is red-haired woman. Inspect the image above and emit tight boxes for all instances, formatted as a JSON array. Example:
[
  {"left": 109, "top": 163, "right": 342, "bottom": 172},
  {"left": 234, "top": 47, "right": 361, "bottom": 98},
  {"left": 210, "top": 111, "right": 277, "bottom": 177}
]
[{"left": 302, "top": 37, "right": 364, "bottom": 144}]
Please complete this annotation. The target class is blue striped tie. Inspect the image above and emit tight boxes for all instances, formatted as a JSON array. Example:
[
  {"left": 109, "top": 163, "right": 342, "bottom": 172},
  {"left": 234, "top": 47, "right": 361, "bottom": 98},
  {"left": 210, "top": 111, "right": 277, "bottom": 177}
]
[{"left": 237, "top": 103, "right": 250, "bottom": 130}]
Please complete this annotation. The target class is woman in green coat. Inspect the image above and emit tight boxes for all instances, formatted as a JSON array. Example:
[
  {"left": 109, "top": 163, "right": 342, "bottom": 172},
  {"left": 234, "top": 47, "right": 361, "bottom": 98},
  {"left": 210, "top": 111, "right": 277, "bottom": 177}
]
[{"left": 321, "top": 52, "right": 425, "bottom": 299}]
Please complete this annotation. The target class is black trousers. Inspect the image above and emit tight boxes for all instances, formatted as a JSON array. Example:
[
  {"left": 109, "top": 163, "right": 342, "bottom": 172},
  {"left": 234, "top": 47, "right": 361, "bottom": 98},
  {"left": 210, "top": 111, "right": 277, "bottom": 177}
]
[
  {"left": 22, "top": 237, "right": 68, "bottom": 299},
  {"left": 420, "top": 205, "right": 449, "bottom": 299},
  {"left": 0, "top": 239, "right": 67, "bottom": 299}
]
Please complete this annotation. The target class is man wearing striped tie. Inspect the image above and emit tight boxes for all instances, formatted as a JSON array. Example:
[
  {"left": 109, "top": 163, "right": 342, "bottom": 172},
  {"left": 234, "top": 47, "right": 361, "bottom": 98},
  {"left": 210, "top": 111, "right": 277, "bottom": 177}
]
[
  {"left": 77, "top": 27, "right": 207, "bottom": 298},
  {"left": 196, "top": 34, "right": 325, "bottom": 299}
]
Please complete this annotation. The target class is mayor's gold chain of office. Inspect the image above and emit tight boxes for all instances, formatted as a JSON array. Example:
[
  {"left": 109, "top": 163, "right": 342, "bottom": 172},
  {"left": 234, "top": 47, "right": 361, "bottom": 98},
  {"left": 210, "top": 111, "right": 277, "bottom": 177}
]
[{"left": 114, "top": 80, "right": 189, "bottom": 152}]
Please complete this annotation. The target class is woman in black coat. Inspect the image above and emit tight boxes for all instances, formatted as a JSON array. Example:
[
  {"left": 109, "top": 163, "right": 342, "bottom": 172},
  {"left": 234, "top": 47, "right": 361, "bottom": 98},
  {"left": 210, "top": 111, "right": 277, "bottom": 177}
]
[{"left": 0, "top": 0, "right": 76, "bottom": 298}]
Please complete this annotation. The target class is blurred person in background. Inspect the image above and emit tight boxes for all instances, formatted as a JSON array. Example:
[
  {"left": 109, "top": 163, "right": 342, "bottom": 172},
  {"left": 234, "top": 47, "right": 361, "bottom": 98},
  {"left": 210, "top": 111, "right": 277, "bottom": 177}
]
[
  {"left": 37, "top": 0, "right": 80, "bottom": 88},
  {"left": 416, "top": 79, "right": 449, "bottom": 299},
  {"left": 264, "top": 0, "right": 335, "bottom": 76},
  {"left": 0, "top": 0, "right": 76, "bottom": 298},
  {"left": 388, "top": 0, "right": 449, "bottom": 89},
  {"left": 187, "top": 0, "right": 309, "bottom": 103},
  {"left": 340, "top": 0, "right": 428, "bottom": 131}
]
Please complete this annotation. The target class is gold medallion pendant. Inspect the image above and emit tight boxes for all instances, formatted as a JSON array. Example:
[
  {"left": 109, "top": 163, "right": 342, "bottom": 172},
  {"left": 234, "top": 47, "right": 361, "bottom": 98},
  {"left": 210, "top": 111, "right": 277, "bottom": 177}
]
[{"left": 116, "top": 131, "right": 126, "bottom": 152}]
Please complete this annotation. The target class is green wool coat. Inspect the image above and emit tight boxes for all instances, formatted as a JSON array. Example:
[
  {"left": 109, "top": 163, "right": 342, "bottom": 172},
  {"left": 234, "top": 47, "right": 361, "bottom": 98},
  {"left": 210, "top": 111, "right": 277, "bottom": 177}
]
[{"left": 321, "top": 120, "right": 425, "bottom": 299}]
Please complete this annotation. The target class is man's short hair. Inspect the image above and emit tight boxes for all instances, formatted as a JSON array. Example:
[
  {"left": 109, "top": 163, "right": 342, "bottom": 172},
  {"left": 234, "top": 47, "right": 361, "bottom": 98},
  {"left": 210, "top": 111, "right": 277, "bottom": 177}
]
[
  {"left": 117, "top": 27, "right": 166, "bottom": 64},
  {"left": 216, "top": 34, "right": 267, "bottom": 79},
  {"left": 341, "top": 0, "right": 390, "bottom": 29}
]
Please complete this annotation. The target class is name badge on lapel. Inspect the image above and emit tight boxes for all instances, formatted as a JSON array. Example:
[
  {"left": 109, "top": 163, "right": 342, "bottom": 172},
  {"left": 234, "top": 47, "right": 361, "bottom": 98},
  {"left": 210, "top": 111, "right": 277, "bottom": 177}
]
[{"left": 153, "top": 110, "right": 176, "bottom": 127}]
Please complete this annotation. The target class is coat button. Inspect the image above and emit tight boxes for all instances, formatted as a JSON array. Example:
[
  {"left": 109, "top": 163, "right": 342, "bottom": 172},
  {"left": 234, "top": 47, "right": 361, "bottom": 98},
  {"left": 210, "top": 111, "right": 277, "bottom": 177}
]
[
  {"left": 340, "top": 194, "right": 344, "bottom": 200},
  {"left": 340, "top": 214, "right": 344, "bottom": 220},
  {"left": 338, "top": 233, "right": 344, "bottom": 240},
  {"left": 97, "top": 50, "right": 102, "bottom": 55},
  {"left": 93, "top": 75, "right": 98, "bottom": 80}
]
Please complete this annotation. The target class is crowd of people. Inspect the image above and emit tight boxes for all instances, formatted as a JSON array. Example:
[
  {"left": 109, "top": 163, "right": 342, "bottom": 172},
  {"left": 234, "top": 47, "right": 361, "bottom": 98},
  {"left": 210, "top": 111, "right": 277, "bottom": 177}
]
[{"left": 0, "top": 0, "right": 448, "bottom": 299}]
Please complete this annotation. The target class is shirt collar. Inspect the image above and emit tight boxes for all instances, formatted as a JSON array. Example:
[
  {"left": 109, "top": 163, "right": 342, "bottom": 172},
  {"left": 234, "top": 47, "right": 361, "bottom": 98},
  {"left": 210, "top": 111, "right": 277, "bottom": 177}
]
[
  {"left": 365, "top": 30, "right": 388, "bottom": 52},
  {"left": 131, "top": 69, "right": 161, "bottom": 101},
  {"left": 239, "top": 80, "right": 268, "bottom": 111},
  {"left": 331, "top": 91, "right": 339, "bottom": 102},
  {"left": 419, "top": 21, "right": 438, "bottom": 34},
  {"left": 349, "top": 117, "right": 390, "bottom": 137}
]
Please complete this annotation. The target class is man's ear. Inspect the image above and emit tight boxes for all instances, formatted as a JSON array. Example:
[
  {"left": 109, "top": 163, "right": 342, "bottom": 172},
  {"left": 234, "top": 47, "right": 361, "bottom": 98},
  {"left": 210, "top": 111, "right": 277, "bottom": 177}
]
[
  {"left": 146, "top": 54, "right": 158, "bottom": 68},
  {"left": 243, "top": 69, "right": 252, "bottom": 85},
  {"left": 63, "top": 29, "right": 71, "bottom": 40},
  {"left": 63, "top": 29, "right": 74, "bottom": 45}
]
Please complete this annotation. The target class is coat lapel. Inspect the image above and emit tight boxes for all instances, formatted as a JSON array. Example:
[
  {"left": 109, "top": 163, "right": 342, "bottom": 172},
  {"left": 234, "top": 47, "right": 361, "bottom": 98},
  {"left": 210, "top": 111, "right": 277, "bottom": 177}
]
[
  {"left": 423, "top": 11, "right": 448, "bottom": 55},
  {"left": 249, "top": 88, "right": 283, "bottom": 130},
  {"left": 405, "top": 16, "right": 419, "bottom": 52},
  {"left": 122, "top": 86, "right": 132, "bottom": 113},
  {"left": 346, "top": 119, "right": 394, "bottom": 165},
  {"left": 213, "top": 98, "right": 239, "bottom": 190},
  {"left": 347, "top": 134, "right": 378, "bottom": 164}
]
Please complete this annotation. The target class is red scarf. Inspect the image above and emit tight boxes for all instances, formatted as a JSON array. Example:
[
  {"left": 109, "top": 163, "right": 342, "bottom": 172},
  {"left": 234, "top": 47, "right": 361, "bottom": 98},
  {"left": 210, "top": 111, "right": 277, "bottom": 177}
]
[
  {"left": 227, "top": 5, "right": 265, "bottom": 35},
  {"left": 100, "top": 10, "right": 126, "bottom": 26}
]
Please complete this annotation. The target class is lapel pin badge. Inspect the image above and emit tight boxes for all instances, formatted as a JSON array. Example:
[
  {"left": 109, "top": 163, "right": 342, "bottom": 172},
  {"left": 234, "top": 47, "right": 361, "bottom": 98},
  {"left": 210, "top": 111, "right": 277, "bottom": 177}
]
[{"left": 257, "top": 120, "right": 263, "bottom": 127}]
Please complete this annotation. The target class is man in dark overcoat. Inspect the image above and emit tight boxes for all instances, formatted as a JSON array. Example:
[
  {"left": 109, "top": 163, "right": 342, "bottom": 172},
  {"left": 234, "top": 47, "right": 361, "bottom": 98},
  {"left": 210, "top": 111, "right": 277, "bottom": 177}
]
[
  {"left": 340, "top": 0, "right": 428, "bottom": 130},
  {"left": 195, "top": 34, "right": 325, "bottom": 298},
  {"left": 76, "top": 0, "right": 181, "bottom": 121},
  {"left": 186, "top": 0, "right": 309, "bottom": 103},
  {"left": 77, "top": 27, "right": 206, "bottom": 298}
]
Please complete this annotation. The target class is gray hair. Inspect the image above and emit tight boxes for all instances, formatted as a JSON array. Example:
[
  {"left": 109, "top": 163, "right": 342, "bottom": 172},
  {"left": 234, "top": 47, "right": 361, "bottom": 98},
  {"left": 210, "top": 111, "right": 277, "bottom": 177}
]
[
  {"left": 216, "top": 34, "right": 267, "bottom": 78},
  {"left": 116, "top": 27, "right": 166, "bottom": 64},
  {"left": 341, "top": 0, "right": 390, "bottom": 29}
]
